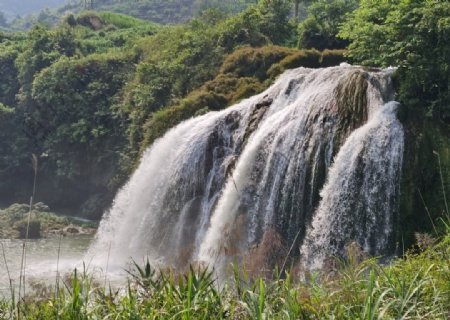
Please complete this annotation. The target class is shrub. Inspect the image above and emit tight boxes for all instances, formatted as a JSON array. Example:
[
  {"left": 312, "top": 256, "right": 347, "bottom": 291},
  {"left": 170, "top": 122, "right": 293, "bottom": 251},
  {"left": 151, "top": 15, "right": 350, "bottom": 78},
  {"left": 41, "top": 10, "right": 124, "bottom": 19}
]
[
  {"left": 220, "top": 45, "right": 295, "bottom": 80},
  {"left": 297, "top": 0, "right": 358, "bottom": 50},
  {"left": 14, "top": 218, "right": 41, "bottom": 239},
  {"left": 340, "top": 0, "right": 450, "bottom": 122}
]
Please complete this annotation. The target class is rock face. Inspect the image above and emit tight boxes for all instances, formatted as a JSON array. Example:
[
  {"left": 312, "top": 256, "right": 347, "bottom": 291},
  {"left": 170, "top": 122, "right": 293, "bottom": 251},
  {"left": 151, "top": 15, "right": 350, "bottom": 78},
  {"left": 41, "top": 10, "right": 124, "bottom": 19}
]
[
  {"left": 76, "top": 14, "right": 105, "bottom": 30},
  {"left": 89, "top": 65, "right": 404, "bottom": 272}
]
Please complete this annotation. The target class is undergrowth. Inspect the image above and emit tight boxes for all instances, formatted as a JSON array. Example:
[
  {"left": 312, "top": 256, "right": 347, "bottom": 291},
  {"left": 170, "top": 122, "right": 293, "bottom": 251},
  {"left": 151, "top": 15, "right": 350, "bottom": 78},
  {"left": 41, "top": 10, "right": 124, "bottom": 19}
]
[{"left": 1, "top": 226, "right": 449, "bottom": 319}]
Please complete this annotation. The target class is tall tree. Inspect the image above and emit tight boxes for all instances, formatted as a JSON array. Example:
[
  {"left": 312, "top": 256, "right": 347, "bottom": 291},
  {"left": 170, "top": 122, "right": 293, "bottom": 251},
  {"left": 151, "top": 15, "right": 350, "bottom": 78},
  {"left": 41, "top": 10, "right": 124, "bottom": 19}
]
[
  {"left": 0, "top": 11, "right": 8, "bottom": 27},
  {"left": 340, "top": 0, "right": 450, "bottom": 121},
  {"left": 298, "top": 0, "right": 358, "bottom": 50}
]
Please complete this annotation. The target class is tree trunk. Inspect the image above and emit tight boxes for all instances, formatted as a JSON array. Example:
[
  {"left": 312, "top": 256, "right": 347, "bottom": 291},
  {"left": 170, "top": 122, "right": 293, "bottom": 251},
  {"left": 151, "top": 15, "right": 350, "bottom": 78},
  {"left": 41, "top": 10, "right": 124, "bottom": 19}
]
[{"left": 294, "top": 0, "right": 300, "bottom": 22}]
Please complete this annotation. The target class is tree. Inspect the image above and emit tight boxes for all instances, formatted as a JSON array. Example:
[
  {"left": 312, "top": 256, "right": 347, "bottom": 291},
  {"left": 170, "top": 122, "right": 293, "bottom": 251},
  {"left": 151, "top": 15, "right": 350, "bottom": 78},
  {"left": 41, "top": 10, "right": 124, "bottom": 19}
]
[
  {"left": 292, "top": 0, "right": 312, "bottom": 22},
  {"left": 297, "top": 0, "right": 358, "bottom": 50},
  {"left": 0, "top": 11, "right": 7, "bottom": 27},
  {"left": 255, "top": 0, "right": 294, "bottom": 44},
  {"left": 340, "top": 0, "right": 450, "bottom": 122},
  {"left": 84, "top": 0, "right": 95, "bottom": 9}
]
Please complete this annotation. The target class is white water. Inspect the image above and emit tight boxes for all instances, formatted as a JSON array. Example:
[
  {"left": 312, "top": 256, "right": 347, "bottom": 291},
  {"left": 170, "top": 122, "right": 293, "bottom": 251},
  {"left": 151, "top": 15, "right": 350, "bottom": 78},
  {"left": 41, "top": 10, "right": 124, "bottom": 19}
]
[
  {"left": 0, "top": 235, "right": 92, "bottom": 298},
  {"left": 300, "top": 101, "right": 404, "bottom": 269},
  {"left": 88, "top": 65, "right": 404, "bottom": 272}
]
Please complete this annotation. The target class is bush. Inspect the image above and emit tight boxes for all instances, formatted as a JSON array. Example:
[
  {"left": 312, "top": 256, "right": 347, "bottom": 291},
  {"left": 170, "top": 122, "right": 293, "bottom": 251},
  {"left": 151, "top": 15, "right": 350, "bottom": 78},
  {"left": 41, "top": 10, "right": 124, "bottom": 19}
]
[
  {"left": 320, "top": 49, "right": 348, "bottom": 67},
  {"left": 220, "top": 45, "right": 296, "bottom": 80},
  {"left": 297, "top": 0, "right": 358, "bottom": 50},
  {"left": 14, "top": 218, "right": 41, "bottom": 239},
  {"left": 340, "top": 0, "right": 450, "bottom": 122},
  {"left": 141, "top": 46, "right": 347, "bottom": 152},
  {"left": 1, "top": 227, "right": 449, "bottom": 318}
]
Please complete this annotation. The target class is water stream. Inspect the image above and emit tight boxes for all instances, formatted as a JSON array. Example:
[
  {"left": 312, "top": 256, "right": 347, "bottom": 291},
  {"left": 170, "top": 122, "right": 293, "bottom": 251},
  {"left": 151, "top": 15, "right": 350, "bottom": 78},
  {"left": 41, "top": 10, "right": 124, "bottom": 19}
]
[
  {"left": 87, "top": 65, "right": 404, "bottom": 272},
  {"left": 0, "top": 235, "right": 92, "bottom": 298}
]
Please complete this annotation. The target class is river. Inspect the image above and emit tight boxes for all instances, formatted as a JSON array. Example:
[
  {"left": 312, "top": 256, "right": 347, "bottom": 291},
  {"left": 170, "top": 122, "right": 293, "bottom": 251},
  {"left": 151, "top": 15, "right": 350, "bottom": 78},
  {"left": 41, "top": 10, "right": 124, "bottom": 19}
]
[{"left": 0, "top": 235, "right": 92, "bottom": 298}]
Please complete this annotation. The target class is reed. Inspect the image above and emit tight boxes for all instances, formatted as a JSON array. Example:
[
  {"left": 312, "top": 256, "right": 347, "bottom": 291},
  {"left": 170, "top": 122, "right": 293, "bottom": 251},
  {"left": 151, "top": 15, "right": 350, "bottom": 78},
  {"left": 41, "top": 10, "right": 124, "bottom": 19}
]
[
  {"left": 1, "top": 241, "right": 14, "bottom": 316},
  {"left": 433, "top": 151, "right": 449, "bottom": 220},
  {"left": 17, "top": 154, "right": 39, "bottom": 319},
  {"left": 1, "top": 228, "right": 447, "bottom": 319},
  {"left": 1, "top": 152, "right": 448, "bottom": 318}
]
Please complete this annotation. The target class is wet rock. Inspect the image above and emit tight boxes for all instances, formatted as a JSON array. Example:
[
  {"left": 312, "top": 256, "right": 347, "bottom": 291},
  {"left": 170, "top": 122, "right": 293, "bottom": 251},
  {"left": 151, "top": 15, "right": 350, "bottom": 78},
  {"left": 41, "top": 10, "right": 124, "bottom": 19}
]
[{"left": 64, "top": 225, "right": 80, "bottom": 234}]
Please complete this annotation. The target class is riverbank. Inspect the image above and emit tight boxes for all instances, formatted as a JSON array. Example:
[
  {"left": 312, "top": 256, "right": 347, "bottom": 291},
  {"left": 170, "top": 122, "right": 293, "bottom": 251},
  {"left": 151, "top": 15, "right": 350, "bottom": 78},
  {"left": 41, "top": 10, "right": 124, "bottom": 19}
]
[
  {"left": 0, "top": 227, "right": 448, "bottom": 319},
  {"left": 0, "top": 203, "right": 97, "bottom": 239},
  {"left": 0, "top": 234, "right": 93, "bottom": 300}
]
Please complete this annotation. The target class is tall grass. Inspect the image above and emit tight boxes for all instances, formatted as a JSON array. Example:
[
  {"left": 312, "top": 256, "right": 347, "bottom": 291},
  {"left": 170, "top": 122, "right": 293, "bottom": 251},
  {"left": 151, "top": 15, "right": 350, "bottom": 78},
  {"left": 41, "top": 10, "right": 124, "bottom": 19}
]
[
  {"left": 434, "top": 150, "right": 449, "bottom": 220},
  {"left": 2, "top": 151, "right": 448, "bottom": 318},
  {"left": 0, "top": 226, "right": 448, "bottom": 319},
  {"left": 17, "top": 154, "right": 39, "bottom": 319}
]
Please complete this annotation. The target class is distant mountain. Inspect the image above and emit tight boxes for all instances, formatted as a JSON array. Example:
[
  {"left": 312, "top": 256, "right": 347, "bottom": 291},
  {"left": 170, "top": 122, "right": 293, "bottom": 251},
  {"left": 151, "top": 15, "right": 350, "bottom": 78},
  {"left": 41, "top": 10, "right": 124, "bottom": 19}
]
[
  {"left": 1, "top": 0, "right": 254, "bottom": 29},
  {"left": 67, "top": 0, "right": 254, "bottom": 25},
  {"left": 0, "top": 0, "right": 68, "bottom": 17}
]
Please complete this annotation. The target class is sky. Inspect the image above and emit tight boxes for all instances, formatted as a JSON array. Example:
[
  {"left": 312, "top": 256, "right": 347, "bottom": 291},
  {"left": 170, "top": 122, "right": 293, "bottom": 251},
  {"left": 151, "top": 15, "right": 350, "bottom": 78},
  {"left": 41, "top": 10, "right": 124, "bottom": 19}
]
[{"left": 0, "top": 0, "right": 68, "bottom": 18}]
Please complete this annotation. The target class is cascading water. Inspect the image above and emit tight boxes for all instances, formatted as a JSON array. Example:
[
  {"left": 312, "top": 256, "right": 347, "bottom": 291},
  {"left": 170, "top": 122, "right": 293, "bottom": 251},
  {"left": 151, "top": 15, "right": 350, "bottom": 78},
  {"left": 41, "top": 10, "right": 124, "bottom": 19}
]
[
  {"left": 300, "top": 101, "right": 404, "bottom": 269},
  {"left": 88, "top": 65, "right": 404, "bottom": 272}
]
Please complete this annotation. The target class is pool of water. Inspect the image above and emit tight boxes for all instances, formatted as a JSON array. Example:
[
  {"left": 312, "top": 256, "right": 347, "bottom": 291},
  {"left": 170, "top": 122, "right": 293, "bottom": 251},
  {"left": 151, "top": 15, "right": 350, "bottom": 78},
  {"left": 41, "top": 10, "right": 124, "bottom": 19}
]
[{"left": 0, "top": 235, "right": 93, "bottom": 298}]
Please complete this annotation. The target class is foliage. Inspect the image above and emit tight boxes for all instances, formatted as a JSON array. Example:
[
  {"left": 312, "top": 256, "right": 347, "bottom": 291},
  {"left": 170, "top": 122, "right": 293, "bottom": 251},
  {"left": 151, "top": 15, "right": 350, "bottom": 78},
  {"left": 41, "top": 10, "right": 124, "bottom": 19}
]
[
  {"left": 340, "top": 0, "right": 450, "bottom": 123},
  {"left": 1, "top": 227, "right": 449, "bottom": 318},
  {"left": 0, "top": 103, "right": 14, "bottom": 115},
  {"left": 0, "top": 202, "right": 71, "bottom": 238},
  {"left": 0, "top": 4, "right": 300, "bottom": 218},
  {"left": 195, "top": 0, "right": 255, "bottom": 16},
  {"left": 217, "top": 0, "right": 296, "bottom": 49},
  {"left": 220, "top": 45, "right": 297, "bottom": 80},
  {"left": 74, "top": 0, "right": 202, "bottom": 24},
  {"left": 141, "top": 46, "right": 346, "bottom": 151},
  {"left": 96, "top": 11, "right": 152, "bottom": 29},
  {"left": 15, "top": 26, "right": 77, "bottom": 101},
  {"left": 120, "top": 4, "right": 302, "bottom": 152},
  {"left": 252, "top": 0, "right": 294, "bottom": 45},
  {"left": 297, "top": 0, "right": 358, "bottom": 50},
  {"left": 29, "top": 52, "right": 132, "bottom": 217},
  {"left": 53, "top": 0, "right": 255, "bottom": 26},
  {"left": 0, "top": 49, "right": 19, "bottom": 106},
  {"left": 399, "top": 119, "right": 450, "bottom": 247}
]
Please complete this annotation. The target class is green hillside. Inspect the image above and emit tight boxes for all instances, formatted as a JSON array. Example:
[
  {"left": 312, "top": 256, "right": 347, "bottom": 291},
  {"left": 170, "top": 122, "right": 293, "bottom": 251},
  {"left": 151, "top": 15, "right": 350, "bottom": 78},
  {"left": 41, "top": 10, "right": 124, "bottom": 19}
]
[{"left": 0, "top": 0, "right": 448, "bottom": 237}]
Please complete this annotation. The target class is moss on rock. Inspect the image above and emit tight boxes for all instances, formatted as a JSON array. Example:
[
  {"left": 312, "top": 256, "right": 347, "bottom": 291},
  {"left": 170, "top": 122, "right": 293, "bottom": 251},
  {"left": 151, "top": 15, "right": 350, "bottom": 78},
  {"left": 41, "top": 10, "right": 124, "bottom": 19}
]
[
  {"left": 333, "top": 70, "right": 368, "bottom": 148},
  {"left": 141, "top": 46, "right": 347, "bottom": 152}
]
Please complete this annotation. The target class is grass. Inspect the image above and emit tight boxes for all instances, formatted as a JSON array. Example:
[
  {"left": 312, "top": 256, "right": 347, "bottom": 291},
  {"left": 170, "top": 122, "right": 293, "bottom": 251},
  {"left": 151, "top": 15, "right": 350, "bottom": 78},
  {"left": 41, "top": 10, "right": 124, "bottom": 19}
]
[{"left": 0, "top": 225, "right": 448, "bottom": 319}]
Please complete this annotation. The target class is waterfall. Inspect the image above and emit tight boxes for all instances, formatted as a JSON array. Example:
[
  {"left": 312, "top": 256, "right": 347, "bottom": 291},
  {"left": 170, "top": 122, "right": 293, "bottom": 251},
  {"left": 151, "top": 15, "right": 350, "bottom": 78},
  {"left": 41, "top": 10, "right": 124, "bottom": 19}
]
[
  {"left": 300, "top": 101, "right": 404, "bottom": 269},
  {"left": 88, "top": 65, "right": 404, "bottom": 271}
]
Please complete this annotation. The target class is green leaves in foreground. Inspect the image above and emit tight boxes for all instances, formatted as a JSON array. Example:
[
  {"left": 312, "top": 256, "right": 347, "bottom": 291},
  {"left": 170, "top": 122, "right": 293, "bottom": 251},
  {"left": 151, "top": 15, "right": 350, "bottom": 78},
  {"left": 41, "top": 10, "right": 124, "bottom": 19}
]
[{"left": 1, "top": 229, "right": 449, "bottom": 319}]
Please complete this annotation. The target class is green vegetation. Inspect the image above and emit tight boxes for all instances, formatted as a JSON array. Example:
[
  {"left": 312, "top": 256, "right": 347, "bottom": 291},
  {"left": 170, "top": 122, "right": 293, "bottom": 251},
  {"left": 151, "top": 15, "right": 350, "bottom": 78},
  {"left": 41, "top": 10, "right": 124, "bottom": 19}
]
[
  {"left": 1, "top": 0, "right": 257, "bottom": 30},
  {"left": 297, "top": 0, "right": 358, "bottom": 50},
  {"left": 340, "top": 0, "right": 450, "bottom": 123},
  {"left": 0, "top": 0, "right": 447, "bottom": 242},
  {"left": 1, "top": 226, "right": 449, "bottom": 318},
  {"left": 0, "top": 202, "right": 95, "bottom": 239},
  {"left": 0, "top": 3, "right": 349, "bottom": 218},
  {"left": 82, "top": 0, "right": 255, "bottom": 24},
  {"left": 335, "top": 0, "right": 450, "bottom": 245},
  {"left": 141, "top": 46, "right": 346, "bottom": 151},
  {"left": 0, "top": 0, "right": 449, "bottom": 317}
]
